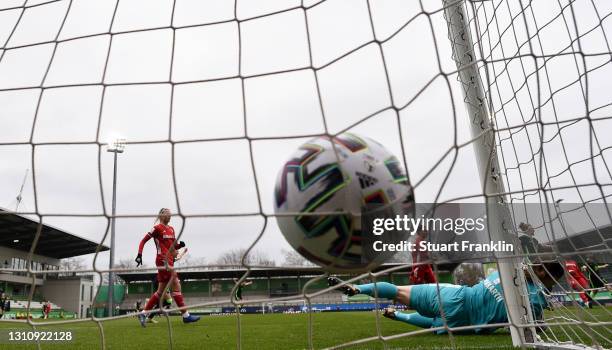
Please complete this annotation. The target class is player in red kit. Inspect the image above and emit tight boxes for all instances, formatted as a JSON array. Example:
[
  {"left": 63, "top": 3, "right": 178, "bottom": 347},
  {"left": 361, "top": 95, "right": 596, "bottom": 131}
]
[
  {"left": 565, "top": 260, "right": 592, "bottom": 308},
  {"left": 410, "top": 229, "right": 437, "bottom": 284},
  {"left": 135, "top": 208, "right": 200, "bottom": 326}
]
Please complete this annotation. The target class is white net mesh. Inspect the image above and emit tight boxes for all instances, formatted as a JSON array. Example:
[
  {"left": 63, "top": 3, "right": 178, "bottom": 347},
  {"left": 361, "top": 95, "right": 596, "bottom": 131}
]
[{"left": 0, "top": 0, "right": 610, "bottom": 349}]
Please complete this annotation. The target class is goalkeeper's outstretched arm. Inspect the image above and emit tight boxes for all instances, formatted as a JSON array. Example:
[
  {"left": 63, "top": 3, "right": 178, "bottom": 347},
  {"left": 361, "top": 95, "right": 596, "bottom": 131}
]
[{"left": 383, "top": 307, "right": 434, "bottom": 328}]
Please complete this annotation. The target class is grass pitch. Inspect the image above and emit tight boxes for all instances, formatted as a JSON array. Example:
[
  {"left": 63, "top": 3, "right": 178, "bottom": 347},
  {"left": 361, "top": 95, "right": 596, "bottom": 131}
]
[{"left": 0, "top": 308, "right": 610, "bottom": 349}]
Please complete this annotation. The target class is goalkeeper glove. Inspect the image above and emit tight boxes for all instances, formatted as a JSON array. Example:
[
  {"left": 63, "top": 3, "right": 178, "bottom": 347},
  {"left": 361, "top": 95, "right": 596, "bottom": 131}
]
[{"left": 135, "top": 254, "right": 142, "bottom": 267}]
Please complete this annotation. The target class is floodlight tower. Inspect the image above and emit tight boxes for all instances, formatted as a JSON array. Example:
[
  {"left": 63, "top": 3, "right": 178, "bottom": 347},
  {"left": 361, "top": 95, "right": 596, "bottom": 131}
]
[{"left": 106, "top": 138, "right": 125, "bottom": 317}]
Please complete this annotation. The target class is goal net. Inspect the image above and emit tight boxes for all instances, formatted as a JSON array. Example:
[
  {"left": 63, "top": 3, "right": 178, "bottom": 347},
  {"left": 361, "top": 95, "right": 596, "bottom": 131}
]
[{"left": 0, "top": 0, "right": 610, "bottom": 349}]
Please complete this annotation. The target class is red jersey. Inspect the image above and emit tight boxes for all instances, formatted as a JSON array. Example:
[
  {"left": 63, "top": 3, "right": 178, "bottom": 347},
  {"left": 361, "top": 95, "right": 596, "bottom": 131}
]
[
  {"left": 410, "top": 234, "right": 436, "bottom": 284},
  {"left": 565, "top": 260, "right": 587, "bottom": 281},
  {"left": 138, "top": 224, "right": 180, "bottom": 267}
]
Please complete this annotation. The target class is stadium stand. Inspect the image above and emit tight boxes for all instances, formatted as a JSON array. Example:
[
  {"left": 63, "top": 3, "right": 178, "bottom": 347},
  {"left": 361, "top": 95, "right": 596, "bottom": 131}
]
[{"left": 0, "top": 209, "right": 108, "bottom": 318}]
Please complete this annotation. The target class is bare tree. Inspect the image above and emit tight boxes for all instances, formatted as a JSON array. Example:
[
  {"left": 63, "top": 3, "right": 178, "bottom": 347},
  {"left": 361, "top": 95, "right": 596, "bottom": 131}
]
[
  {"left": 281, "top": 249, "right": 315, "bottom": 266},
  {"left": 60, "top": 257, "right": 86, "bottom": 271},
  {"left": 58, "top": 257, "right": 87, "bottom": 277},
  {"left": 216, "top": 248, "right": 276, "bottom": 267},
  {"left": 179, "top": 254, "right": 207, "bottom": 267},
  {"left": 115, "top": 258, "right": 138, "bottom": 270},
  {"left": 99, "top": 258, "right": 137, "bottom": 285}
]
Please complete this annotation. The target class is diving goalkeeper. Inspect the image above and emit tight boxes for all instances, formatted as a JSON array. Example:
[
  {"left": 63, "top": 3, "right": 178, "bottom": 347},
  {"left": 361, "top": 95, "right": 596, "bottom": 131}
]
[{"left": 328, "top": 261, "right": 563, "bottom": 334}]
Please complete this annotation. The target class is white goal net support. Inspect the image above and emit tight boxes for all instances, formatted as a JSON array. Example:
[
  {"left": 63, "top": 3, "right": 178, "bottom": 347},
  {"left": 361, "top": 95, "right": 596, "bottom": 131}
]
[{"left": 0, "top": 0, "right": 611, "bottom": 349}]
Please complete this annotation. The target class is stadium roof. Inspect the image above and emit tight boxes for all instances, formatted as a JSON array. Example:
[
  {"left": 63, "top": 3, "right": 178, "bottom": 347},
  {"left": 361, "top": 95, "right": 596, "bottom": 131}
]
[
  {"left": 552, "top": 223, "right": 612, "bottom": 260},
  {"left": 0, "top": 209, "right": 109, "bottom": 259},
  {"left": 117, "top": 263, "right": 458, "bottom": 283}
]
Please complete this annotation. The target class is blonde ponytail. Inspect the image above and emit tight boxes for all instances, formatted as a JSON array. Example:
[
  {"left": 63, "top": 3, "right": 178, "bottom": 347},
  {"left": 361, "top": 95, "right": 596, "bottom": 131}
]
[{"left": 154, "top": 208, "right": 167, "bottom": 225}]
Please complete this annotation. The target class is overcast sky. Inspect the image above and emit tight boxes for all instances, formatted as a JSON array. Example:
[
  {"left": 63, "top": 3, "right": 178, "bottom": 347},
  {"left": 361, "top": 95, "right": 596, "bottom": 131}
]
[{"left": 0, "top": 0, "right": 611, "bottom": 271}]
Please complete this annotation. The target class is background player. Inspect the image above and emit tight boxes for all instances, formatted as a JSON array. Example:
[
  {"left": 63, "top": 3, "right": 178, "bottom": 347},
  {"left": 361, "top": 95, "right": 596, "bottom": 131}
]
[
  {"left": 328, "top": 262, "right": 563, "bottom": 334},
  {"left": 586, "top": 257, "right": 609, "bottom": 302},
  {"left": 518, "top": 222, "right": 553, "bottom": 254},
  {"left": 564, "top": 259, "right": 592, "bottom": 308},
  {"left": 42, "top": 300, "right": 51, "bottom": 319},
  {"left": 135, "top": 208, "right": 200, "bottom": 326},
  {"left": 233, "top": 278, "right": 253, "bottom": 303},
  {"left": 411, "top": 229, "right": 437, "bottom": 285}
]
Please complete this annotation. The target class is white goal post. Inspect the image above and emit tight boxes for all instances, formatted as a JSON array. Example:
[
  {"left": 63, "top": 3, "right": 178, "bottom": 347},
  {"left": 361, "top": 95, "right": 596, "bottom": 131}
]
[
  {"left": 443, "top": 0, "right": 538, "bottom": 346},
  {"left": 442, "top": 1, "right": 611, "bottom": 349}
]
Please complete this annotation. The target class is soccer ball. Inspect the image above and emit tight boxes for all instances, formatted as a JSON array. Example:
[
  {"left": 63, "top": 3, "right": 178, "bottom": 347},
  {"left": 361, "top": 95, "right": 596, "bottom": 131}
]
[{"left": 273, "top": 133, "right": 414, "bottom": 272}]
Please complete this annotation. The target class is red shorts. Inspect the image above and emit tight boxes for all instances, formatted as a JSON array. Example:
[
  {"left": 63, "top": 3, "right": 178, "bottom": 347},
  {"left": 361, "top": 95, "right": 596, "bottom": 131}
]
[
  {"left": 155, "top": 255, "right": 177, "bottom": 284},
  {"left": 156, "top": 264, "right": 177, "bottom": 284}
]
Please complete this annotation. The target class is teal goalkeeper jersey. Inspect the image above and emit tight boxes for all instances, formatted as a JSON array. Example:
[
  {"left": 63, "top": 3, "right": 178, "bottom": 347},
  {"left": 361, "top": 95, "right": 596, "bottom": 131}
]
[{"left": 466, "top": 272, "right": 547, "bottom": 333}]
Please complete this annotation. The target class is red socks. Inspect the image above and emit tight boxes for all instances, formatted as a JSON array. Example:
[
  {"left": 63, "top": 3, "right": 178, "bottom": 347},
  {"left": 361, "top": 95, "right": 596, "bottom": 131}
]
[
  {"left": 144, "top": 292, "right": 160, "bottom": 311},
  {"left": 144, "top": 291, "right": 186, "bottom": 315},
  {"left": 171, "top": 291, "right": 185, "bottom": 308}
]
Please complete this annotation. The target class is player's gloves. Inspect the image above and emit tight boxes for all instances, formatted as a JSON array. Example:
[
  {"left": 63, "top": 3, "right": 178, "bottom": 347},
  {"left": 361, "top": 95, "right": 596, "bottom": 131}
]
[
  {"left": 135, "top": 254, "right": 142, "bottom": 267},
  {"left": 382, "top": 307, "right": 397, "bottom": 319},
  {"left": 177, "top": 241, "right": 186, "bottom": 248}
]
